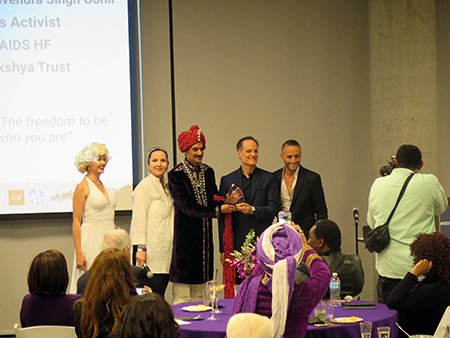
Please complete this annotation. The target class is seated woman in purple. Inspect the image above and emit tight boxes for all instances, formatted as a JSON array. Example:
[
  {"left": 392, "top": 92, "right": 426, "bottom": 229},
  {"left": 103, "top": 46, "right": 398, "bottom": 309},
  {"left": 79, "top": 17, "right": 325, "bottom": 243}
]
[
  {"left": 233, "top": 223, "right": 330, "bottom": 338},
  {"left": 20, "top": 249, "right": 81, "bottom": 327}
]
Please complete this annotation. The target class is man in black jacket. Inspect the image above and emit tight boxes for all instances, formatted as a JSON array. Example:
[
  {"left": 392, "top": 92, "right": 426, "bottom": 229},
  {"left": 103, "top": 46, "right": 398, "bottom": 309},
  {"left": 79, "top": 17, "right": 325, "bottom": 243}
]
[
  {"left": 308, "top": 219, "right": 364, "bottom": 297},
  {"left": 219, "top": 136, "right": 280, "bottom": 258},
  {"left": 272, "top": 140, "right": 327, "bottom": 237}
]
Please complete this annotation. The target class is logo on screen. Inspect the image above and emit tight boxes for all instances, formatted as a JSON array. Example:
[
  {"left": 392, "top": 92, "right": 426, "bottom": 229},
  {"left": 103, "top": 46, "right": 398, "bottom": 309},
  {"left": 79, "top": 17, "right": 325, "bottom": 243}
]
[
  {"left": 28, "top": 189, "right": 45, "bottom": 205},
  {"left": 8, "top": 190, "right": 25, "bottom": 205}
]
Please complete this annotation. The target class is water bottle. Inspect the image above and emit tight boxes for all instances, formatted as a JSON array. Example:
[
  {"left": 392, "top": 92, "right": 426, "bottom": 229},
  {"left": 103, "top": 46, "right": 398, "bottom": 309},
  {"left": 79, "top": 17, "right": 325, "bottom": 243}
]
[{"left": 329, "top": 272, "right": 341, "bottom": 306}]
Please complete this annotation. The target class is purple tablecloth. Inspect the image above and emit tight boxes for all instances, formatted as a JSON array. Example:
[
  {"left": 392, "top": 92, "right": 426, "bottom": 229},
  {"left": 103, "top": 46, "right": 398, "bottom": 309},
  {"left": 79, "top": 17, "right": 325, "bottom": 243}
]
[
  {"left": 173, "top": 299, "right": 398, "bottom": 338},
  {"left": 306, "top": 302, "right": 398, "bottom": 338}
]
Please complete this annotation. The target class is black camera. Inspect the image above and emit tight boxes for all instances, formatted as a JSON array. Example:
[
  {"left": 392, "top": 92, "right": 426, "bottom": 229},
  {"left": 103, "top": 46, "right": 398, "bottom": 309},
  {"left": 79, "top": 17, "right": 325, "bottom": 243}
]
[{"left": 379, "top": 155, "right": 396, "bottom": 176}]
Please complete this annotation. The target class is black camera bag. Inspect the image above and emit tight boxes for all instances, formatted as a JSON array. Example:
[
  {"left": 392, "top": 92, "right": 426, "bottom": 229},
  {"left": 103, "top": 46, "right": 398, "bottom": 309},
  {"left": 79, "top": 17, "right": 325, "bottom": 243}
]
[{"left": 363, "top": 173, "right": 414, "bottom": 253}]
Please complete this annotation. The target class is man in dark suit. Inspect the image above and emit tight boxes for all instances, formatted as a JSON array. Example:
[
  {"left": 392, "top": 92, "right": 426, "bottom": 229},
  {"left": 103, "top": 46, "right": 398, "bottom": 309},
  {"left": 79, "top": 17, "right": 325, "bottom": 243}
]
[
  {"left": 273, "top": 140, "right": 327, "bottom": 237},
  {"left": 219, "top": 136, "right": 280, "bottom": 264}
]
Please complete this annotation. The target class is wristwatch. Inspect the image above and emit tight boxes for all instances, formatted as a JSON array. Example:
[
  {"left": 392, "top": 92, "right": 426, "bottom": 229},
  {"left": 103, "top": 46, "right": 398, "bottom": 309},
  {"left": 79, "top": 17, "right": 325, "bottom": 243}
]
[{"left": 251, "top": 206, "right": 256, "bottom": 215}]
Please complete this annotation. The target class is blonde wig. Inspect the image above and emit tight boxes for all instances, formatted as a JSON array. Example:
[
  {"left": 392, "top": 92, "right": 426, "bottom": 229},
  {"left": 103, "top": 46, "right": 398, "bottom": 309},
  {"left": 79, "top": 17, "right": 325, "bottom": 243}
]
[{"left": 74, "top": 143, "right": 110, "bottom": 173}]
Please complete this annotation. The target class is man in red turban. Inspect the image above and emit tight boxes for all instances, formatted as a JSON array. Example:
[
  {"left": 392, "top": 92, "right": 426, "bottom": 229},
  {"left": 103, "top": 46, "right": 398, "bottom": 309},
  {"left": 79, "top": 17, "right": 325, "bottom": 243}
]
[
  {"left": 177, "top": 125, "right": 206, "bottom": 153},
  {"left": 168, "top": 125, "right": 238, "bottom": 304}
]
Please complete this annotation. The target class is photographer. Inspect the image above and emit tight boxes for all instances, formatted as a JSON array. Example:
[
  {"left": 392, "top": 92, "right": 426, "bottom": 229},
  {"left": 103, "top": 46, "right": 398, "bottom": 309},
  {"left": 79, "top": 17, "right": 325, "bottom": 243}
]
[{"left": 367, "top": 144, "right": 447, "bottom": 303}]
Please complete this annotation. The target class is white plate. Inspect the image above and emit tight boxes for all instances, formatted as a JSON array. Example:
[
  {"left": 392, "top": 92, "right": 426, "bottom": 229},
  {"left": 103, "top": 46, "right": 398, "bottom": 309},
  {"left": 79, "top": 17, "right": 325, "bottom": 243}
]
[
  {"left": 330, "top": 316, "right": 363, "bottom": 324},
  {"left": 181, "top": 305, "right": 212, "bottom": 312}
]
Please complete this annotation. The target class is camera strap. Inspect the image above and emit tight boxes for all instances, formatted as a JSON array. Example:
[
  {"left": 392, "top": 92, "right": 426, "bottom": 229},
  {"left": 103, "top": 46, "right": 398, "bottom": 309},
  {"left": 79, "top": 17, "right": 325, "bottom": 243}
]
[{"left": 384, "top": 173, "right": 414, "bottom": 227}]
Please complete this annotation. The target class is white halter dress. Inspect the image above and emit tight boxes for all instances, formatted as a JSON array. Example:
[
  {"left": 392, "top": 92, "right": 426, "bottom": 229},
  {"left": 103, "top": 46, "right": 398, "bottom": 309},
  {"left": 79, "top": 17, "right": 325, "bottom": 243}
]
[{"left": 69, "top": 177, "right": 116, "bottom": 293}]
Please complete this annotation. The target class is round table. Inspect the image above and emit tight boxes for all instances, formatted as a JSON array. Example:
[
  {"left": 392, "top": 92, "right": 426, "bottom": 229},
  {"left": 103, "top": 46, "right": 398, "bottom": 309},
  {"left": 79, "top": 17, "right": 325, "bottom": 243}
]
[{"left": 172, "top": 299, "right": 398, "bottom": 338}]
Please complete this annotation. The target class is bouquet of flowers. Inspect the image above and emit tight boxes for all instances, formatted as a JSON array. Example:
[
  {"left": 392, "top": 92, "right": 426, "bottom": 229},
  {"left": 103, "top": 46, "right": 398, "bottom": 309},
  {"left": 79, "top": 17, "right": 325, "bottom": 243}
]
[{"left": 226, "top": 229, "right": 258, "bottom": 279}]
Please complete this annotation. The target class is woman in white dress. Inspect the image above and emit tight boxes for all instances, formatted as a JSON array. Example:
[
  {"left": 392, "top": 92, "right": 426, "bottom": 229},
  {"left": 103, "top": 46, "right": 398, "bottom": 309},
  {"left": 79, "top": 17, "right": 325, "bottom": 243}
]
[
  {"left": 130, "top": 147, "right": 174, "bottom": 297},
  {"left": 69, "top": 143, "right": 117, "bottom": 293}
]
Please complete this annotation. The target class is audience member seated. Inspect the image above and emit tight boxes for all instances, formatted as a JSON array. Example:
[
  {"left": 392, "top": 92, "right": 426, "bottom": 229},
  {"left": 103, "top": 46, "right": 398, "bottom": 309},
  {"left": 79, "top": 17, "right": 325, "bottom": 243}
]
[
  {"left": 77, "top": 229, "right": 152, "bottom": 294},
  {"left": 387, "top": 232, "right": 450, "bottom": 337},
  {"left": 20, "top": 249, "right": 81, "bottom": 327},
  {"left": 233, "top": 223, "right": 330, "bottom": 338},
  {"left": 226, "top": 313, "right": 274, "bottom": 338},
  {"left": 306, "top": 219, "right": 364, "bottom": 298},
  {"left": 73, "top": 248, "right": 138, "bottom": 338},
  {"left": 112, "top": 293, "right": 179, "bottom": 338}
]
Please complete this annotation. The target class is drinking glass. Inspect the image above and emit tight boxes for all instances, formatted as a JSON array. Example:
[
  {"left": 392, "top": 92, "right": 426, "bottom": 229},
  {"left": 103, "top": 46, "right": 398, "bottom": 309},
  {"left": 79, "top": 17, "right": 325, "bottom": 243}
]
[
  {"left": 360, "top": 321, "right": 372, "bottom": 338},
  {"left": 313, "top": 300, "right": 326, "bottom": 321},
  {"left": 206, "top": 280, "right": 217, "bottom": 320},
  {"left": 212, "top": 283, "right": 224, "bottom": 314},
  {"left": 377, "top": 326, "right": 390, "bottom": 338},
  {"left": 202, "top": 284, "right": 210, "bottom": 306},
  {"left": 324, "top": 300, "right": 334, "bottom": 320}
]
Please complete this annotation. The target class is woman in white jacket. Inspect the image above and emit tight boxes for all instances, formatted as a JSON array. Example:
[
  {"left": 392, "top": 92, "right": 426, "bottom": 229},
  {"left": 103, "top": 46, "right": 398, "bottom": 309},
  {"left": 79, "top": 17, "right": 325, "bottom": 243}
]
[{"left": 130, "top": 147, "right": 174, "bottom": 297}]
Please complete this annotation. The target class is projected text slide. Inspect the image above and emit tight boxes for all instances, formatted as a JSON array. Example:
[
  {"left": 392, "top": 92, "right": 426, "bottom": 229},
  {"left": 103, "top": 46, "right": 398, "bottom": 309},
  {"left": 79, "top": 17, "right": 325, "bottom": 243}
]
[{"left": 0, "top": 0, "right": 134, "bottom": 214}]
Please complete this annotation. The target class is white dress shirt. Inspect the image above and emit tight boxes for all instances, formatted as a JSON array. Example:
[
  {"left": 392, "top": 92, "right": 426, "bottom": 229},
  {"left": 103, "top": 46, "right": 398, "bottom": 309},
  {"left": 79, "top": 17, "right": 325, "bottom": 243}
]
[{"left": 281, "top": 167, "right": 299, "bottom": 211}]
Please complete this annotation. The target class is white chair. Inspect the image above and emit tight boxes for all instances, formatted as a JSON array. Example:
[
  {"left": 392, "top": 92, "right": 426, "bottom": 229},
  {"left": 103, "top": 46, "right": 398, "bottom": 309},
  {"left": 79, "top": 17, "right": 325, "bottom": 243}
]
[
  {"left": 14, "top": 324, "right": 77, "bottom": 338},
  {"left": 434, "top": 306, "right": 450, "bottom": 338}
]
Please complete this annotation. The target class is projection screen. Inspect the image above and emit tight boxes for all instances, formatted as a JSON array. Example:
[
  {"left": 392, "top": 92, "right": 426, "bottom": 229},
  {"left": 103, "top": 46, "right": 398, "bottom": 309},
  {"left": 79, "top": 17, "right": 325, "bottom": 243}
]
[{"left": 0, "top": 0, "right": 138, "bottom": 216}]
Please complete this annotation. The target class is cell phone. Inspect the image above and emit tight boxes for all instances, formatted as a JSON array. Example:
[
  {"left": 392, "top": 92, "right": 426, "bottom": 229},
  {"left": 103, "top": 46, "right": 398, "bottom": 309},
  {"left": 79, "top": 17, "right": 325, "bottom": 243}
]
[
  {"left": 343, "top": 302, "right": 376, "bottom": 309},
  {"left": 177, "top": 316, "right": 204, "bottom": 321},
  {"left": 136, "top": 287, "right": 148, "bottom": 295},
  {"left": 278, "top": 211, "right": 292, "bottom": 225}
]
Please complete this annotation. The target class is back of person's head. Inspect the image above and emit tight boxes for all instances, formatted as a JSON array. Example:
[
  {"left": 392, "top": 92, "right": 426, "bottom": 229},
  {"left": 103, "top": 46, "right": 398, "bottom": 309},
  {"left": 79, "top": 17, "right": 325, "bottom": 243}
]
[
  {"left": 226, "top": 313, "right": 274, "bottom": 338},
  {"left": 113, "top": 293, "right": 179, "bottom": 338},
  {"left": 314, "top": 219, "right": 342, "bottom": 251},
  {"left": 257, "top": 223, "right": 303, "bottom": 337},
  {"left": 27, "top": 249, "right": 68, "bottom": 294},
  {"left": 395, "top": 144, "right": 422, "bottom": 170},
  {"left": 102, "top": 228, "right": 131, "bottom": 252},
  {"left": 410, "top": 232, "right": 450, "bottom": 279},
  {"left": 80, "top": 248, "right": 136, "bottom": 337},
  {"left": 257, "top": 223, "right": 303, "bottom": 268}
]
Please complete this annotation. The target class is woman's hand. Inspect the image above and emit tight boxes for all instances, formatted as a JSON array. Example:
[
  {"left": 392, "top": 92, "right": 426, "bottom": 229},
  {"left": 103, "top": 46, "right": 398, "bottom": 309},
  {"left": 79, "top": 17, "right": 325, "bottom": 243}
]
[
  {"left": 76, "top": 252, "right": 87, "bottom": 271},
  {"left": 290, "top": 222, "right": 313, "bottom": 251},
  {"left": 136, "top": 251, "right": 146, "bottom": 267},
  {"left": 411, "top": 259, "right": 433, "bottom": 277}
]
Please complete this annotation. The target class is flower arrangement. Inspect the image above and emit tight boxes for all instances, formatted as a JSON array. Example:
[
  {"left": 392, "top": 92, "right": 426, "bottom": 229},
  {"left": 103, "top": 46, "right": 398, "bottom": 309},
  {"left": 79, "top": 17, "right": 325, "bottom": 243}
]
[{"left": 226, "top": 229, "right": 258, "bottom": 279}]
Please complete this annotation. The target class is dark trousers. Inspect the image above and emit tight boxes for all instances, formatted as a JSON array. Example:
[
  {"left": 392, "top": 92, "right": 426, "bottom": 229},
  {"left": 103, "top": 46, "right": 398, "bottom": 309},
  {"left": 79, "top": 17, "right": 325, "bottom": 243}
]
[
  {"left": 377, "top": 275, "right": 402, "bottom": 303},
  {"left": 132, "top": 245, "right": 170, "bottom": 298},
  {"left": 148, "top": 273, "right": 170, "bottom": 298}
]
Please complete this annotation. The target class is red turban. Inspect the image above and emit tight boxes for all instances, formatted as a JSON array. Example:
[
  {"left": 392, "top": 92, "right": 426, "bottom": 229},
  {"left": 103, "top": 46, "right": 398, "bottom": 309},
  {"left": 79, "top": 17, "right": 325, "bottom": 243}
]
[{"left": 177, "top": 125, "right": 206, "bottom": 153}]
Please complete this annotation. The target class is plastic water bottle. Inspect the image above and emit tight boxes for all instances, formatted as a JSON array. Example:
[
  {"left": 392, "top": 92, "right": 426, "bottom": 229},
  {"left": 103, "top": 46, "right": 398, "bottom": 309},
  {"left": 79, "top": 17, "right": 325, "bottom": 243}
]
[{"left": 329, "top": 272, "right": 341, "bottom": 306}]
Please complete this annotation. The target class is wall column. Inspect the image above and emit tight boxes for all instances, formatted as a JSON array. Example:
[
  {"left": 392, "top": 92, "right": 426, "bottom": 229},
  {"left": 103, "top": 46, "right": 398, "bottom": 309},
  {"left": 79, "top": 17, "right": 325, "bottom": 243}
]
[{"left": 369, "top": 0, "right": 437, "bottom": 174}]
